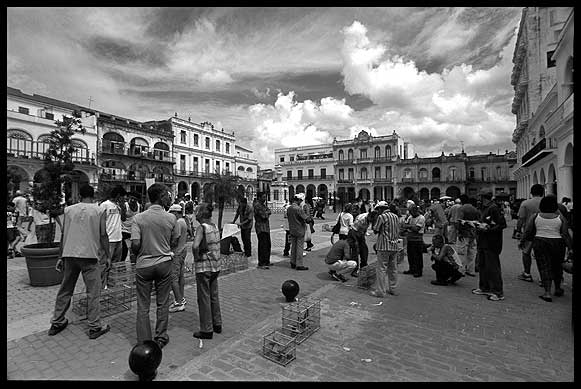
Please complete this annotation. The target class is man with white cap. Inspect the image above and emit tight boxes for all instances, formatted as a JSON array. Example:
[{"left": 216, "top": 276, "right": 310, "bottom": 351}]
[
  {"left": 447, "top": 198, "right": 462, "bottom": 245},
  {"left": 286, "top": 194, "right": 311, "bottom": 270},
  {"left": 168, "top": 203, "right": 189, "bottom": 313}
]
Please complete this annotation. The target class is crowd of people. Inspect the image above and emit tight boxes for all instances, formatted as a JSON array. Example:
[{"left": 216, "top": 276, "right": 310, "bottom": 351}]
[{"left": 7, "top": 181, "right": 574, "bottom": 355}]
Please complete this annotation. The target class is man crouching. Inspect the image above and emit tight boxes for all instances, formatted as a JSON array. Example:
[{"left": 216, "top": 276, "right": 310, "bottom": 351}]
[{"left": 325, "top": 236, "right": 357, "bottom": 282}]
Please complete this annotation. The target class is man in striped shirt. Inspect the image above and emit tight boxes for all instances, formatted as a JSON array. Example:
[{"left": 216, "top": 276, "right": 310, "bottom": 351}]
[{"left": 370, "top": 202, "right": 401, "bottom": 297}]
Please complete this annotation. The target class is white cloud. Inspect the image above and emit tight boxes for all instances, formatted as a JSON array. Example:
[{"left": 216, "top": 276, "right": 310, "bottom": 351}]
[{"left": 199, "top": 69, "right": 234, "bottom": 86}]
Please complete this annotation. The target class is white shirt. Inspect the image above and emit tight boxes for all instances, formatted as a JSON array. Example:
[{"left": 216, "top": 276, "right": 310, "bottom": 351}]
[{"left": 100, "top": 200, "right": 123, "bottom": 242}]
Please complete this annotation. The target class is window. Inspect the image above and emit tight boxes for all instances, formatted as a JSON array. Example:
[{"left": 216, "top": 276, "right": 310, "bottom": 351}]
[
  {"left": 449, "top": 166, "right": 457, "bottom": 180},
  {"left": 194, "top": 134, "right": 199, "bottom": 146},
  {"left": 280, "top": 156, "right": 285, "bottom": 162},
  {"left": 348, "top": 168, "right": 354, "bottom": 180},
  {"left": 180, "top": 155, "right": 186, "bottom": 171},
  {"left": 308, "top": 169, "right": 314, "bottom": 179},
  {"left": 385, "top": 145, "right": 391, "bottom": 158},
  {"left": 290, "top": 156, "right": 294, "bottom": 161},
  {"left": 297, "top": 170, "right": 303, "bottom": 179},
  {"left": 180, "top": 130, "right": 186, "bottom": 144},
  {"left": 18, "top": 106, "right": 29, "bottom": 115},
  {"left": 205, "top": 159, "right": 210, "bottom": 173},
  {"left": 375, "top": 146, "right": 381, "bottom": 159},
  {"left": 225, "top": 162, "right": 230, "bottom": 172},
  {"left": 216, "top": 161, "right": 220, "bottom": 173},
  {"left": 496, "top": 166, "right": 502, "bottom": 179},
  {"left": 404, "top": 169, "right": 412, "bottom": 178},
  {"left": 45, "top": 112, "right": 54, "bottom": 120},
  {"left": 481, "top": 167, "right": 487, "bottom": 181},
  {"left": 205, "top": 137, "right": 210, "bottom": 149},
  {"left": 547, "top": 50, "right": 556, "bottom": 68},
  {"left": 274, "top": 190, "right": 279, "bottom": 201},
  {"left": 360, "top": 149, "right": 367, "bottom": 159},
  {"left": 216, "top": 140, "right": 220, "bottom": 152},
  {"left": 348, "top": 149, "right": 353, "bottom": 160},
  {"left": 339, "top": 169, "right": 344, "bottom": 180},
  {"left": 320, "top": 168, "right": 326, "bottom": 179},
  {"left": 469, "top": 168, "right": 475, "bottom": 178},
  {"left": 193, "top": 157, "right": 199, "bottom": 172},
  {"left": 338, "top": 150, "right": 344, "bottom": 160},
  {"left": 360, "top": 168, "right": 368, "bottom": 180},
  {"left": 287, "top": 171, "right": 292, "bottom": 180},
  {"left": 375, "top": 167, "right": 381, "bottom": 179},
  {"left": 226, "top": 143, "right": 230, "bottom": 154}
]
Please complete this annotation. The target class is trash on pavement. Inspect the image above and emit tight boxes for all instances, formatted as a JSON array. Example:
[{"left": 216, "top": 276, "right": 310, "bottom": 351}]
[
  {"left": 361, "top": 358, "right": 372, "bottom": 362},
  {"left": 199, "top": 339, "right": 203, "bottom": 349},
  {"left": 423, "top": 292, "right": 438, "bottom": 295},
  {"left": 372, "top": 301, "right": 383, "bottom": 306},
  {"left": 342, "top": 347, "right": 351, "bottom": 351},
  {"left": 349, "top": 301, "right": 359, "bottom": 306}
]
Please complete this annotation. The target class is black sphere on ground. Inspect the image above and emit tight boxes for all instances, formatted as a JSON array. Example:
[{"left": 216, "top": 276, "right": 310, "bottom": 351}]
[
  {"left": 282, "top": 280, "right": 299, "bottom": 302},
  {"left": 129, "top": 340, "right": 162, "bottom": 381}
]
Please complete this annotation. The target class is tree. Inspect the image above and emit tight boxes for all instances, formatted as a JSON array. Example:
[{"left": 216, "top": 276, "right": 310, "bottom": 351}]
[
  {"left": 31, "top": 112, "right": 86, "bottom": 243},
  {"left": 210, "top": 171, "right": 241, "bottom": 232}
]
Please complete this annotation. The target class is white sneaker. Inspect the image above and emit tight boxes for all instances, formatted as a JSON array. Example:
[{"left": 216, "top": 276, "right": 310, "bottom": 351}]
[
  {"left": 181, "top": 298, "right": 187, "bottom": 305},
  {"left": 169, "top": 302, "right": 185, "bottom": 313},
  {"left": 303, "top": 252, "right": 307, "bottom": 256}
]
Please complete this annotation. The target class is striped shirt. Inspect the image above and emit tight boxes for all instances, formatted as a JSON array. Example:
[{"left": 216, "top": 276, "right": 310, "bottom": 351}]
[
  {"left": 194, "top": 222, "right": 222, "bottom": 273},
  {"left": 373, "top": 211, "right": 400, "bottom": 251},
  {"left": 253, "top": 201, "right": 271, "bottom": 233}
]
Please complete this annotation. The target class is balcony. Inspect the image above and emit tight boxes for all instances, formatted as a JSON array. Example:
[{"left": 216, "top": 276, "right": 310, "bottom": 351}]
[
  {"left": 7, "top": 138, "right": 96, "bottom": 165},
  {"left": 336, "top": 159, "right": 355, "bottom": 166},
  {"left": 337, "top": 178, "right": 354, "bottom": 184},
  {"left": 373, "top": 177, "right": 393, "bottom": 183},
  {"left": 401, "top": 177, "right": 414, "bottom": 183},
  {"left": 100, "top": 141, "right": 175, "bottom": 164},
  {"left": 521, "top": 138, "right": 555, "bottom": 167},
  {"left": 100, "top": 172, "right": 174, "bottom": 184}
]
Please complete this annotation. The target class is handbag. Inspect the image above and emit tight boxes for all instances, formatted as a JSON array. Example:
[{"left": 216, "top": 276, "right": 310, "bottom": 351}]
[
  {"left": 193, "top": 224, "right": 208, "bottom": 262},
  {"left": 304, "top": 225, "right": 312, "bottom": 242},
  {"left": 562, "top": 249, "right": 573, "bottom": 274}
]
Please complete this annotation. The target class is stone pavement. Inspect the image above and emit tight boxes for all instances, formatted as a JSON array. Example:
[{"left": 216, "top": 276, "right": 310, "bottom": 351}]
[{"left": 6, "top": 216, "right": 574, "bottom": 381}]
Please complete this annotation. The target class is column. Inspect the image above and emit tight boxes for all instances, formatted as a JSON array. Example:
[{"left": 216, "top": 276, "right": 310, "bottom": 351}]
[{"left": 558, "top": 165, "right": 573, "bottom": 200}]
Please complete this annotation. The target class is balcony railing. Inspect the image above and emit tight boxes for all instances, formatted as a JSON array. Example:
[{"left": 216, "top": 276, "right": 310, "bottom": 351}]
[
  {"left": 100, "top": 172, "right": 174, "bottom": 184},
  {"left": 337, "top": 178, "right": 354, "bottom": 184},
  {"left": 100, "top": 141, "right": 175, "bottom": 163},
  {"left": 336, "top": 158, "right": 356, "bottom": 165},
  {"left": 373, "top": 177, "right": 393, "bottom": 183},
  {"left": 7, "top": 138, "right": 96, "bottom": 165},
  {"left": 285, "top": 175, "right": 334, "bottom": 181}
]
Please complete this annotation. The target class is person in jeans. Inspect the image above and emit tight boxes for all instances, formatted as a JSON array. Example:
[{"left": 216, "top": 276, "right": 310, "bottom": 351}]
[
  {"left": 515, "top": 184, "right": 544, "bottom": 283},
  {"left": 370, "top": 202, "right": 400, "bottom": 297},
  {"left": 348, "top": 210, "right": 372, "bottom": 277},
  {"left": 48, "top": 183, "right": 111, "bottom": 339},
  {"left": 456, "top": 194, "right": 480, "bottom": 277},
  {"left": 253, "top": 191, "right": 272, "bottom": 269},
  {"left": 168, "top": 204, "right": 189, "bottom": 313},
  {"left": 100, "top": 186, "right": 127, "bottom": 289},
  {"left": 131, "top": 183, "right": 178, "bottom": 349},
  {"left": 232, "top": 197, "right": 253, "bottom": 258},
  {"left": 192, "top": 202, "right": 222, "bottom": 339},
  {"left": 471, "top": 191, "right": 507, "bottom": 302},
  {"left": 402, "top": 204, "right": 426, "bottom": 278},
  {"left": 286, "top": 194, "right": 311, "bottom": 271},
  {"left": 325, "top": 236, "right": 356, "bottom": 282},
  {"left": 521, "top": 195, "right": 572, "bottom": 302}
]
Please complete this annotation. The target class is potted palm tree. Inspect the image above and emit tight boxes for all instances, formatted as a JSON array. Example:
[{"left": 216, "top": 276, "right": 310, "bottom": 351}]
[{"left": 21, "top": 112, "right": 86, "bottom": 286}]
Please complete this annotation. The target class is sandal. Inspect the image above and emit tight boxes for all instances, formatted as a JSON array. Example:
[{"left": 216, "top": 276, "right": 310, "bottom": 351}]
[{"left": 539, "top": 295, "right": 553, "bottom": 302}]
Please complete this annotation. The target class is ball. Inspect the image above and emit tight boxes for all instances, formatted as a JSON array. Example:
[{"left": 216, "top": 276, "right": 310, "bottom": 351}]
[
  {"left": 281, "top": 279, "right": 299, "bottom": 302},
  {"left": 128, "top": 340, "right": 162, "bottom": 381}
]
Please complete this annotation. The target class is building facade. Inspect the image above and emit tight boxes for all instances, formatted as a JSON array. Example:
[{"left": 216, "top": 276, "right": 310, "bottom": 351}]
[
  {"left": 97, "top": 114, "right": 175, "bottom": 199},
  {"left": 7, "top": 87, "right": 99, "bottom": 202},
  {"left": 274, "top": 144, "right": 335, "bottom": 203},
  {"left": 235, "top": 144, "right": 259, "bottom": 201},
  {"left": 511, "top": 7, "right": 574, "bottom": 201}
]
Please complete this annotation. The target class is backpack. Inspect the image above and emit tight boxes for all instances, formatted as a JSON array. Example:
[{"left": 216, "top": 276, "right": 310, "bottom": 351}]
[{"left": 331, "top": 213, "right": 342, "bottom": 234}]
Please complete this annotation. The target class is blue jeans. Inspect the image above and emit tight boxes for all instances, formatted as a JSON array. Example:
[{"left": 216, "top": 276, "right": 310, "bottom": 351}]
[
  {"left": 51, "top": 258, "right": 103, "bottom": 331},
  {"left": 195, "top": 271, "right": 222, "bottom": 333},
  {"left": 135, "top": 260, "right": 173, "bottom": 346}
]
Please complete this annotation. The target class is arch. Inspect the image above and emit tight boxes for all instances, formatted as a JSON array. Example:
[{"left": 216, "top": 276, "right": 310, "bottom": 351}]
[
  {"left": 347, "top": 149, "right": 353, "bottom": 160},
  {"left": 246, "top": 167, "right": 253, "bottom": 172},
  {"left": 358, "top": 188, "right": 371, "bottom": 201},
  {"left": 7, "top": 165, "right": 31, "bottom": 195},
  {"left": 71, "top": 138, "right": 88, "bottom": 149},
  {"left": 237, "top": 166, "right": 245, "bottom": 171},
  {"left": 306, "top": 184, "right": 316, "bottom": 199},
  {"left": 385, "top": 145, "right": 391, "bottom": 158},
  {"left": 402, "top": 187, "right": 415, "bottom": 200},
  {"left": 373, "top": 186, "right": 383, "bottom": 200},
  {"left": 296, "top": 184, "right": 305, "bottom": 193},
  {"left": 539, "top": 168, "right": 546, "bottom": 185},
  {"left": 446, "top": 186, "right": 461, "bottom": 199},
  {"left": 177, "top": 181, "right": 189, "bottom": 197},
  {"left": 338, "top": 150, "right": 344, "bottom": 160},
  {"left": 317, "top": 184, "right": 328, "bottom": 200},
  {"left": 418, "top": 168, "right": 428, "bottom": 179},
  {"left": 288, "top": 185, "right": 295, "bottom": 199},
  {"left": 153, "top": 141, "right": 169, "bottom": 150},
  {"left": 191, "top": 182, "right": 200, "bottom": 199},
  {"left": 374, "top": 146, "right": 381, "bottom": 158},
  {"left": 37, "top": 134, "right": 53, "bottom": 143},
  {"left": 432, "top": 167, "right": 440, "bottom": 180},
  {"left": 539, "top": 125, "right": 545, "bottom": 139},
  {"left": 532, "top": 171, "right": 538, "bottom": 185},
  {"left": 430, "top": 187, "right": 441, "bottom": 200},
  {"left": 564, "top": 143, "right": 573, "bottom": 165},
  {"left": 103, "top": 132, "right": 125, "bottom": 142},
  {"left": 547, "top": 164, "right": 557, "bottom": 196},
  {"left": 7, "top": 128, "right": 33, "bottom": 140},
  {"left": 130, "top": 137, "right": 149, "bottom": 147},
  {"left": 419, "top": 188, "right": 430, "bottom": 201}
]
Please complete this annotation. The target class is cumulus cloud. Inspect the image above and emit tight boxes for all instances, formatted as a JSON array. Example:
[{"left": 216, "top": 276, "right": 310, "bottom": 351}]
[
  {"left": 340, "top": 20, "right": 517, "bottom": 157},
  {"left": 199, "top": 69, "right": 234, "bottom": 86}
]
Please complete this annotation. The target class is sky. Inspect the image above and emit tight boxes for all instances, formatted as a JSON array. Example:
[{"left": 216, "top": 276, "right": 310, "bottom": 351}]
[{"left": 7, "top": 7, "right": 523, "bottom": 167}]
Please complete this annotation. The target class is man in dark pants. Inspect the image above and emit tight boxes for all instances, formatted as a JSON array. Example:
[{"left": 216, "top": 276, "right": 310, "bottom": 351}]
[
  {"left": 515, "top": 184, "right": 544, "bottom": 282},
  {"left": 131, "top": 183, "right": 179, "bottom": 349},
  {"left": 232, "top": 197, "right": 253, "bottom": 257},
  {"left": 287, "top": 195, "right": 311, "bottom": 270},
  {"left": 471, "top": 191, "right": 507, "bottom": 301},
  {"left": 402, "top": 204, "right": 426, "bottom": 278},
  {"left": 253, "top": 192, "right": 272, "bottom": 269}
]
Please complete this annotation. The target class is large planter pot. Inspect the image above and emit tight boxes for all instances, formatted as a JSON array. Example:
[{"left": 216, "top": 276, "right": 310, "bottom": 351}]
[{"left": 21, "top": 242, "right": 63, "bottom": 287}]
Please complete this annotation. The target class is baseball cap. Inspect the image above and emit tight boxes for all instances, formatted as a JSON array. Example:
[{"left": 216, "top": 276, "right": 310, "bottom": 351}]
[
  {"left": 295, "top": 193, "right": 305, "bottom": 200},
  {"left": 376, "top": 201, "right": 388, "bottom": 207},
  {"left": 168, "top": 204, "right": 182, "bottom": 212}
]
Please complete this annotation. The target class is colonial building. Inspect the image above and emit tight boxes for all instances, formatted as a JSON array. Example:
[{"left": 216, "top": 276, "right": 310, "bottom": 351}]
[
  {"left": 235, "top": 144, "right": 259, "bottom": 200},
  {"left": 274, "top": 144, "right": 335, "bottom": 203},
  {"left": 7, "top": 87, "right": 99, "bottom": 202},
  {"left": 396, "top": 150, "right": 517, "bottom": 201},
  {"left": 333, "top": 129, "right": 412, "bottom": 203},
  {"left": 97, "top": 114, "right": 175, "bottom": 199},
  {"left": 511, "top": 7, "right": 574, "bottom": 200}
]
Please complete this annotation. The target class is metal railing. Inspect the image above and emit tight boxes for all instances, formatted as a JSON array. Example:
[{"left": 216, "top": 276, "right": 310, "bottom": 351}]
[
  {"left": 7, "top": 138, "right": 96, "bottom": 165},
  {"left": 100, "top": 141, "right": 175, "bottom": 163},
  {"left": 100, "top": 172, "right": 174, "bottom": 183}
]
